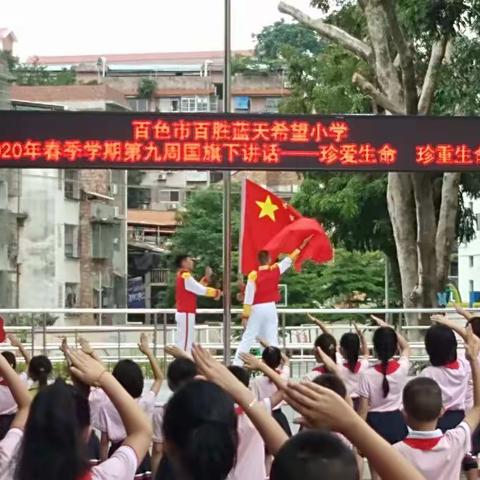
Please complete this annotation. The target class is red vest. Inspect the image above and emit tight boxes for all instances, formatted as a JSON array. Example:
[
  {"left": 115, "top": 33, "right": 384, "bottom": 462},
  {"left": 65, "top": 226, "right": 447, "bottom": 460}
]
[
  {"left": 253, "top": 265, "right": 281, "bottom": 305},
  {"left": 175, "top": 270, "right": 197, "bottom": 314}
]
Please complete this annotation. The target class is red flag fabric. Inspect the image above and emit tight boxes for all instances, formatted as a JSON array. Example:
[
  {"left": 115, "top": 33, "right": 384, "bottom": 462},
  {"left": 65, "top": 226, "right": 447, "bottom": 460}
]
[
  {"left": 0, "top": 316, "right": 5, "bottom": 343},
  {"left": 264, "top": 217, "right": 334, "bottom": 271},
  {"left": 240, "top": 179, "right": 301, "bottom": 275}
]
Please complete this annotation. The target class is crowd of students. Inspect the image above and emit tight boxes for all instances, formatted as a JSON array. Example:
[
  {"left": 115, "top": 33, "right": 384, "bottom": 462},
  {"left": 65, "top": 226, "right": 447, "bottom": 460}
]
[{"left": 0, "top": 307, "right": 479, "bottom": 479}]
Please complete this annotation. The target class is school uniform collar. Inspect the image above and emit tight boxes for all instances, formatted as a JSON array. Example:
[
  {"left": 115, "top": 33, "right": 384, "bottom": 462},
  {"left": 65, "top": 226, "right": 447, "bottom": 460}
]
[
  {"left": 343, "top": 361, "right": 361, "bottom": 373},
  {"left": 443, "top": 360, "right": 460, "bottom": 370},
  {"left": 402, "top": 428, "right": 444, "bottom": 450},
  {"left": 312, "top": 364, "right": 327, "bottom": 374},
  {"left": 373, "top": 359, "right": 400, "bottom": 374}
]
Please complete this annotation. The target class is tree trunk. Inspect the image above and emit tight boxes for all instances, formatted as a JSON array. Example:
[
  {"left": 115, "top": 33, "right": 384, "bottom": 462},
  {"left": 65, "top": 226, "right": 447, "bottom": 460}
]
[{"left": 387, "top": 173, "right": 418, "bottom": 307}]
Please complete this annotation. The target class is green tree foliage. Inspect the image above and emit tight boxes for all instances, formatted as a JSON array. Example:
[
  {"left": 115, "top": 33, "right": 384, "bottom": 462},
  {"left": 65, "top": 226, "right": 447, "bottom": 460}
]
[
  {"left": 137, "top": 78, "right": 157, "bottom": 99},
  {"left": 14, "top": 64, "right": 76, "bottom": 86}
]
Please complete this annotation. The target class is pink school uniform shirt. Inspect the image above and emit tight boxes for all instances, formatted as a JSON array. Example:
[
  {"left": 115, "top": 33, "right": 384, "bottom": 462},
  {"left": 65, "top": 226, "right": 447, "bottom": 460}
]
[
  {"left": 97, "top": 390, "right": 156, "bottom": 443},
  {"left": 337, "top": 358, "right": 370, "bottom": 398},
  {"left": 152, "top": 404, "right": 165, "bottom": 444},
  {"left": 0, "top": 427, "right": 139, "bottom": 480},
  {"left": 228, "top": 398, "right": 271, "bottom": 480},
  {"left": 358, "top": 356, "right": 410, "bottom": 411},
  {"left": 251, "top": 364, "right": 290, "bottom": 410},
  {"left": 393, "top": 423, "right": 471, "bottom": 480},
  {"left": 420, "top": 357, "right": 470, "bottom": 411},
  {"left": 0, "top": 372, "right": 28, "bottom": 415}
]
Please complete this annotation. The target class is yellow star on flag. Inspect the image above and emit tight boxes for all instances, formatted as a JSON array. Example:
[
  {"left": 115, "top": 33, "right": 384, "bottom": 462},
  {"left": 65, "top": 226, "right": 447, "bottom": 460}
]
[{"left": 256, "top": 195, "right": 279, "bottom": 221}]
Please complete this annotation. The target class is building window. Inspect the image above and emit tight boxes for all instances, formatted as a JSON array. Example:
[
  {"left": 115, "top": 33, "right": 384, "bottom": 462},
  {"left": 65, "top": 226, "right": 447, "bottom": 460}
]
[
  {"left": 470, "top": 256, "right": 475, "bottom": 268},
  {"left": 180, "top": 96, "right": 213, "bottom": 112},
  {"left": 64, "top": 225, "right": 79, "bottom": 258},
  {"left": 265, "top": 97, "right": 281, "bottom": 113},
  {"left": 170, "top": 190, "right": 180, "bottom": 202},
  {"left": 92, "top": 223, "right": 114, "bottom": 259},
  {"left": 65, "top": 283, "right": 79, "bottom": 308},
  {"left": 127, "top": 98, "right": 149, "bottom": 112},
  {"left": 64, "top": 170, "right": 80, "bottom": 200},
  {"left": 470, "top": 280, "right": 475, "bottom": 292},
  {"left": 234, "top": 96, "right": 250, "bottom": 112}
]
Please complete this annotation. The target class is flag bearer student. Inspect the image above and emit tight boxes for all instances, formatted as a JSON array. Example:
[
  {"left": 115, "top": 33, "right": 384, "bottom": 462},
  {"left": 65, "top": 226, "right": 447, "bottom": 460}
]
[
  {"left": 393, "top": 325, "right": 480, "bottom": 480},
  {"left": 174, "top": 255, "right": 222, "bottom": 353},
  {"left": 233, "top": 236, "right": 312, "bottom": 366}
]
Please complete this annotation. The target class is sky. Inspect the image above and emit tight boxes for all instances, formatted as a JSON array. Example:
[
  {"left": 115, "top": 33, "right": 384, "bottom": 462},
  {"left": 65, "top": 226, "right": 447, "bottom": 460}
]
[{"left": 2, "top": 0, "right": 320, "bottom": 60}]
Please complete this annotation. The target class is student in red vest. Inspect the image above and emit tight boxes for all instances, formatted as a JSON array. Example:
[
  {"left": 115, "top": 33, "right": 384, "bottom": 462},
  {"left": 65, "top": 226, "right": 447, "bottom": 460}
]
[
  {"left": 175, "top": 255, "right": 222, "bottom": 353},
  {"left": 233, "top": 237, "right": 311, "bottom": 366}
]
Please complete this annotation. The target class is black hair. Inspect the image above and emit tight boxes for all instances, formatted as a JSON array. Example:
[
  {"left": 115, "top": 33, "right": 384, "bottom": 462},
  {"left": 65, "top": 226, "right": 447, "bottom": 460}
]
[
  {"left": 167, "top": 358, "right": 197, "bottom": 392},
  {"left": 16, "top": 379, "right": 90, "bottom": 480},
  {"left": 112, "top": 359, "right": 144, "bottom": 399},
  {"left": 262, "top": 346, "right": 282, "bottom": 370},
  {"left": 469, "top": 317, "right": 480, "bottom": 338},
  {"left": 227, "top": 365, "right": 251, "bottom": 388},
  {"left": 403, "top": 377, "right": 442, "bottom": 422},
  {"left": 258, "top": 250, "right": 270, "bottom": 265},
  {"left": 28, "top": 355, "right": 52, "bottom": 390},
  {"left": 312, "top": 373, "right": 347, "bottom": 400},
  {"left": 1, "top": 351, "right": 16, "bottom": 370},
  {"left": 163, "top": 380, "right": 238, "bottom": 480},
  {"left": 270, "top": 430, "right": 358, "bottom": 480},
  {"left": 175, "top": 254, "right": 189, "bottom": 269},
  {"left": 340, "top": 333, "right": 360, "bottom": 373},
  {"left": 373, "top": 327, "right": 398, "bottom": 398},
  {"left": 425, "top": 324, "right": 457, "bottom": 367},
  {"left": 314, "top": 333, "right": 337, "bottom": 364}
]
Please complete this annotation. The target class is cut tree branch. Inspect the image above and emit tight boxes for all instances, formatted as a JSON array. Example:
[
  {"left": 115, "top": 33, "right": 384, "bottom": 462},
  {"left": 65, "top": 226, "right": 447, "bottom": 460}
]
[
  {"left": 381, "top": 0, "right": 417, "bottom": 114},
  {"left": 436, "top": 172, "right": 461, "bottom": 289},
  {"left": 278, "top": 1, "right": 372, "bottom": 62},
  {"left": 352, "top": 73, "right": 403, "bottom": 114},
  {"left": 418, "top": 36, "right": 448, "bottom": 114}
]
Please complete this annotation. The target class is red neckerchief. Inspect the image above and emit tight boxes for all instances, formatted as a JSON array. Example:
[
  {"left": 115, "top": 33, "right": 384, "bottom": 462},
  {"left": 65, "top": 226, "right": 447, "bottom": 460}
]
[
  {"left": 0, "top": 378, "right": 7, "bottom": 386},
  {"left": 235, "top": 405, "right": 244, "bottom": 415},
  {"left": 78, "top": 470, "right": 92, "bottom": 480},
  {"left": 374, "top": 359, "right": 400, "bottom": 375},
  {"left": 313, "top": 365, "right": 327, "bottom": 374},
  {"left": 403, "top": 437, "right": 443, "bottom": 450},
  {"left": 444, "top": 360, "right": 460, "bottom": 370},
  {"left": 343, "top": 361, "right": 361, "bottom": 373}
]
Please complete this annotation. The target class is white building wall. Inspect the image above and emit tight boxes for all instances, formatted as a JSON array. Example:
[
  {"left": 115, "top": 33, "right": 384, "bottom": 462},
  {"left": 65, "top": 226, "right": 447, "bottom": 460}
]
[{"left": 458, "top": 197, "right": 480, "bottom": 303}]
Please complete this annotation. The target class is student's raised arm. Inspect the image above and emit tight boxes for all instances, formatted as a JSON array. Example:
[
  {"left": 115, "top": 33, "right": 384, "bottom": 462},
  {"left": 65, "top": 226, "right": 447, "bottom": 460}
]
[
  {"left": 308, "top": 314, "right": 331, "bottom": 335},
  {"left": 0, "top": 352, "right": 31, "bottom": 429},
  {"left": 67, "top": 349, "right": 152, "bottom": 464},
  {"left": 455, "top": 304, "right": 476, "bottom": 322},
  {"left": 464, "top": 326, "right": 480, "bottom": 431},
  {"left": 240, "top": 352, "right": 287, "bottom": 392},
  {"left": 354, "top": 323, "right": 370, "bottom": 358},
  {"left": 165, "top": 344, "right": 192, "bottom": 360},
  {"left": 78, "top": 336, "right": 105, "bottom": 366},
  {"left": 7, "top": 333, "right": 30, "bottom": 367},
  {"left": 256, "top": 336, "right": 290, "bottom": 365},
  {"left": 192, "top": 344, "right": 288, "bottom": 454},
  {"left": 138, "top": 333, "right": 163, "bottom": 395},
  {"left": 431, "top": 314, "right": 468, "bottom": 341},
  {"left": 285, "top": 382, "right": 425, "bottom": 480}
]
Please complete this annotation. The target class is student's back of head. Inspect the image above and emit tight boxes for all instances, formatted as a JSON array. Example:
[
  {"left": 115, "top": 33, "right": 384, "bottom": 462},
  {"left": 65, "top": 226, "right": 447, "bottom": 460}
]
[
  {"left": 163, "top": 379, "right": 238, "bottom": 480},
  {"left": 112, "top": 358, "right": 144, "bottom": 398},
  {"left": 28, "top": 355, "right": 52, "bottom": 389},
  {"left": 1, "top": 351, "right": 16, "bottom": 370},
  {"left": 270, "top": 430, "right": 358, "bottom": 480},
  {"left": 403, "top": 377, "right": 442, "bottom": 422},
  {"left": 425, "top": 324, "right": 457, "bottom": 366},
  {"left": 373, "top": 326, "right": 398, "bottom": 397},
  {"left": 262, "top": 346, "right": 282, "bottom": 370},
  {"left": 314, "top": 333, "right": 337, "bottom": 363},
  {"left": 16, "top": 379, "right": 90, "bottom": 480},
  {"left": 340, "top": 332, "right": 360, "bottom": 373},
  {"left": 313, "top": 373, "right": 347, "bottom": 400},
  {"left": 227, "top": 365, "right": 250, "bottom": 387},
  {"left": 167, "top": 357, "right": 197, "bottom": 392},
  {"left": 469, "top": 316, "right": 480, "bottom": 338}
]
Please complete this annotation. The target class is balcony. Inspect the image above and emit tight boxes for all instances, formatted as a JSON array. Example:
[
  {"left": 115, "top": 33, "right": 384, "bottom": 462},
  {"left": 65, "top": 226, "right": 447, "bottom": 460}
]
[{"left": 150, "top": 268, "right": 170, "bottom": 286}]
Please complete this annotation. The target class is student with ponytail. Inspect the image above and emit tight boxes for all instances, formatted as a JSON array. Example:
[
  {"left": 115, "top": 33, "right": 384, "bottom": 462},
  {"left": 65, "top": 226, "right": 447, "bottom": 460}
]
[
  {"left": 357, "top": 316, "right": 410, "bottom": 480},
  {"left": 27, "top": 355, "right": 52, "bottom": 397}
]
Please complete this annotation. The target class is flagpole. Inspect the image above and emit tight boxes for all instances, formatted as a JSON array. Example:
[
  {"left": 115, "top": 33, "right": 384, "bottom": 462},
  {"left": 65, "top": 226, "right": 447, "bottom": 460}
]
[{"left": 222, "top": 0, "right": 232, "bottom": 365}]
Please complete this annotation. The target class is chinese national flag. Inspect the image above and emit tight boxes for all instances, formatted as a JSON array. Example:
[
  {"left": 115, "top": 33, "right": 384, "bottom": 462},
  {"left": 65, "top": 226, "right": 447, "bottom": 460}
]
[{"left": 240, "top": 179, "right": 301, "bottom": 275}]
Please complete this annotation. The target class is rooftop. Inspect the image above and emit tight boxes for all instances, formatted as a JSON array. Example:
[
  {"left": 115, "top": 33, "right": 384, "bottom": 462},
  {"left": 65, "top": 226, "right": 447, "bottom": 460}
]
[
  {"left": 128, "top": 209, "right": 179, "bottom": 227},
  {"left": 10, "top": 84, "right": 130, "bottom": 110},
  {"left": 0, "top": 28, "right": 17, "bottom": 42}
]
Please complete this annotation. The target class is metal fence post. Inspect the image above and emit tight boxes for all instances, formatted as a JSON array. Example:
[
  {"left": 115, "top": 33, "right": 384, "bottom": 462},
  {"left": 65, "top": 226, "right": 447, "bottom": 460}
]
[
  {"left": 42, "top": 313, "right": 47, "bottom": 355},
  {"left": 163, "top": 313, "right": 168, "bottom": 374},
  {"left": 30, "top": 320, "right": 35, "bottom": 356},
  {"left": 117, "top": 329, "right": 121, "bottom": 361},
  {"left": 282, "top": 312, "right": 287, "bottom": 350},
  {"left": 153, "top": 313, "right": 158, "bottom": 358}
]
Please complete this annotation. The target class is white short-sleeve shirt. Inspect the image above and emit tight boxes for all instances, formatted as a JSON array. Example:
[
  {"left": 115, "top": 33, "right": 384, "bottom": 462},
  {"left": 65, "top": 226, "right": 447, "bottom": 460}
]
[
  {"left": 152, "top": 404, "right": 165, "bottom": 444},
  {"left": 420, "top": 358, "right": 470, "bottom": 411},
  {"left": 97, "top": 390, "right": 156, "bottom": 443},
  {"left": 251, "top": 365, "right": 289, "bottom": 410},
  {"left": 358, "top": 356, "right": 410, "bottom": 412},
  {"left": 393, "top": 423, "right": 471, "bottom": 480},
  {"left": 0, "top": 427, "right": 22, "bottom": 480},
  {"left": 228, "top": 399, "right": 271, "bottom": 480},
  {"left": 337, "top": 358, "right": 370, "bottom": 398},
  {"left": 0, "top": 373, "right": 28, "bottom": 415}
]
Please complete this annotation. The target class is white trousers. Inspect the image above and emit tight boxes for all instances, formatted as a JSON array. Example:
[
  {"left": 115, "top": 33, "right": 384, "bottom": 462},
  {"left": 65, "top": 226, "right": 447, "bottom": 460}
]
[
  {"left": 175, "top": 312, "right": 196, "bottom": 353},
  {"left": 233, "top": 302, "right": 279, "bottom": 365}
]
